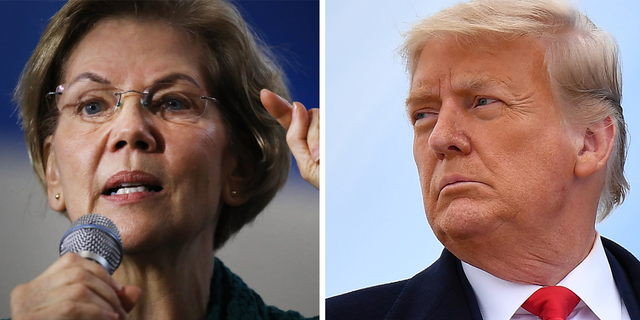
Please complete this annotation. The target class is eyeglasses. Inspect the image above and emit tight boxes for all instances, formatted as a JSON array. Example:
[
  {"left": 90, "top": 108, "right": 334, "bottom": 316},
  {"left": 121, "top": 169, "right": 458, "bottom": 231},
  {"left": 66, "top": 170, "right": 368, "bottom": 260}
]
[{"left": 46, "top": 79, "right": 218, "bottom": 123}]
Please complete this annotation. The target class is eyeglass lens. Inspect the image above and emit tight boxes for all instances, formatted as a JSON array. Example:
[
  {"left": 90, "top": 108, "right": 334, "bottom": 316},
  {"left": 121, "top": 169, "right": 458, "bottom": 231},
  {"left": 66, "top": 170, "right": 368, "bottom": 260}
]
[{"left": 52, "top": 79, "right": 209, "bottom": 122}]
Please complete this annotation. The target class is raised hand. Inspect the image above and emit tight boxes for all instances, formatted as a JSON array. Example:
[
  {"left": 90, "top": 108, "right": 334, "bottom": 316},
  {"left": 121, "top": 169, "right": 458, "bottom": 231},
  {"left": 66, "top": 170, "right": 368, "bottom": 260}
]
[{"left": 261, "top": 89, "right": 319, "bottom": 189}]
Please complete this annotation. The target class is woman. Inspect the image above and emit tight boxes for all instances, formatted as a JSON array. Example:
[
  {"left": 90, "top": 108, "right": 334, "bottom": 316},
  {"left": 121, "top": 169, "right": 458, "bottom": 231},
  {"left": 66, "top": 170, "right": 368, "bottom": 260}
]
[{"left": 8, "top": 0, "right": 319, "bottom": 319}]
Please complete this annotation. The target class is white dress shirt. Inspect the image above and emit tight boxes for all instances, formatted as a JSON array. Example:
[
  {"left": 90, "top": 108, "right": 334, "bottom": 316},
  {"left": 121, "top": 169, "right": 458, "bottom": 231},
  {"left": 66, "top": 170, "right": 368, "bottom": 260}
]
[{"left": 461, "top": 235, "right": 630, "bottom": 320}]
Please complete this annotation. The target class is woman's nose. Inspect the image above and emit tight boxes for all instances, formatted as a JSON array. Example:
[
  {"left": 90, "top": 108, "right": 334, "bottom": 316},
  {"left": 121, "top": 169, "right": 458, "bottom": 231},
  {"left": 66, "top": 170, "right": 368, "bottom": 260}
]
[
  {"left": 107, "top": 96, "right": 159, "bottom": 153},
  {"left": 427, "top": 101, "right": 471, "bottom": 160}
]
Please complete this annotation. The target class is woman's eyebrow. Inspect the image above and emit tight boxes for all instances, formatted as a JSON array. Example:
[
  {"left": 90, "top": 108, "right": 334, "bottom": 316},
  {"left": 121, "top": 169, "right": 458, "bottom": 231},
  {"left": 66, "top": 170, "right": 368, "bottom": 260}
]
[
  {"left": 67, "top": 72, "right": 201, "bottom": 88},
  {"left": 68, "top": 72, "right": 111, "bottom": 85},
  {"left": 153, "top": 73, "right": 201, "bottom": 88}
]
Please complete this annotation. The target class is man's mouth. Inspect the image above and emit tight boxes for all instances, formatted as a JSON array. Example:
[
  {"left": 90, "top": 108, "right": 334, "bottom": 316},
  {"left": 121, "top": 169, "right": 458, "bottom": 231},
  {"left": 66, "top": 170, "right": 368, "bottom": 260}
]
[{"left": 104, "top": 182, "right": 163, "bottom": 196}]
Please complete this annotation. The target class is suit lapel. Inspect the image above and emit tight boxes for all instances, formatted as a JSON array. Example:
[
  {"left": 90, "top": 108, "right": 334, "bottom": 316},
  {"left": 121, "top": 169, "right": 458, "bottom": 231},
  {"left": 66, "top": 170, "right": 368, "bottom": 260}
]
[
  {"left": 380, "top": 239, "right": 639, "bottom": 320},
  {"left": 603, "top": 237, "right": 640, "bottom": 319},
  {"left": 385, "top": 249, "right": 483, "bottom": 320}
]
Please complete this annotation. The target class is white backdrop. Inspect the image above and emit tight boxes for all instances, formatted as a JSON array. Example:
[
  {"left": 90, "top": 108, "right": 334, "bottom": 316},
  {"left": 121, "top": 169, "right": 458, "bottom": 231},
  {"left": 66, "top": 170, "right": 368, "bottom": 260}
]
[{"left": 326, "top": 0, "right": 640, "bottom": 298}]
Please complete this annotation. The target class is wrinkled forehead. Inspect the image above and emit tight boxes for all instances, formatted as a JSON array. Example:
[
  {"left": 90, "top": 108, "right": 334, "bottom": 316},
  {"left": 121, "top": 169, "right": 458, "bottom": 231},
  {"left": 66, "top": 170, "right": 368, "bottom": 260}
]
[
  {"left": 60, "top": 18, "right": 208, "bottom": 89},
  {"left": 406, "top": 35, "right": 554, "bottom": 113},
  {"left": 408, "top": 33, "right": 551, "bottom": 82},
  {"left": 408, "top": 34, "right": 549, "bottom": 87}
]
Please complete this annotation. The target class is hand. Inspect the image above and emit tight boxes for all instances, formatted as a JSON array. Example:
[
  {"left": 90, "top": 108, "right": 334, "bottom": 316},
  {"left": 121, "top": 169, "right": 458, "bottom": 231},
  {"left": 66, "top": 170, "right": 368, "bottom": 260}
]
[
  {"left": 261, "top": 89, "right": 319, "bottom": 189},
  {"left": 11, "top": 253, "right": 141, "bottom": 320}
]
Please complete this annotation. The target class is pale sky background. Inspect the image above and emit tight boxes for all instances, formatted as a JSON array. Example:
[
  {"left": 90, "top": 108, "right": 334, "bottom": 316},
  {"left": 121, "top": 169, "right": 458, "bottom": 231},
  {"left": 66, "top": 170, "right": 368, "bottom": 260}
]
[{"left": 326, "top": 0, "right": 640, "bottom": 298}]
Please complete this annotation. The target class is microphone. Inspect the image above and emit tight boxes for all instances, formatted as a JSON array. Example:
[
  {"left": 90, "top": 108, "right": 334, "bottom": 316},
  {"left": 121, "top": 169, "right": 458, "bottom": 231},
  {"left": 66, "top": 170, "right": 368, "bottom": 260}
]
[{"left": 59, "top": 214, "right": 123, "bottom": 275}]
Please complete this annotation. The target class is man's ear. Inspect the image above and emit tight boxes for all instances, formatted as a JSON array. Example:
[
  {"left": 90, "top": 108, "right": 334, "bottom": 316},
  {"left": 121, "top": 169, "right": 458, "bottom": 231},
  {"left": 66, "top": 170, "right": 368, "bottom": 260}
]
[
  {"left": 44, "top": 135, "right": 66, "bottom": 212},
  {"left": 221, "top": 151, "right": 255, "bottom": 207},
  {"left": 575, "top": 115, "right": 616, "bottom": 178}
]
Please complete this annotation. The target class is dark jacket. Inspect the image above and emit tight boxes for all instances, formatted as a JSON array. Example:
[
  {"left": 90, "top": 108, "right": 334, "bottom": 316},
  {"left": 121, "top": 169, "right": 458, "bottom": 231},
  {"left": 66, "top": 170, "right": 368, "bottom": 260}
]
[{"left": 326, "top": 237, "right": 640, "bottom": 320}]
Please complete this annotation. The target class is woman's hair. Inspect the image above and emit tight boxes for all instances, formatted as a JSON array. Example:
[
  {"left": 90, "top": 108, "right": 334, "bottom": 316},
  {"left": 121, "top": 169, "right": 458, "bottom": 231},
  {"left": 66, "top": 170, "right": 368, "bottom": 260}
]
[
  {"left": 401, "top": 0, "right": 628, "bottom": 221},
  {"left": 15, "top": 0, "right": 291, "bottom": 250}
]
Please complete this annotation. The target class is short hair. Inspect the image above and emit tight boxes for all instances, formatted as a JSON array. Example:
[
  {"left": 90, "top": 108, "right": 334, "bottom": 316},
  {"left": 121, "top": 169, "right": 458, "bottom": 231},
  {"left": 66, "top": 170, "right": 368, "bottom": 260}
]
[
  {"left": 401, "top": 0, "right": 627, "bottom": 221},
  {"left": 14, "top": 0, "right": 291, "bottom": 250}
]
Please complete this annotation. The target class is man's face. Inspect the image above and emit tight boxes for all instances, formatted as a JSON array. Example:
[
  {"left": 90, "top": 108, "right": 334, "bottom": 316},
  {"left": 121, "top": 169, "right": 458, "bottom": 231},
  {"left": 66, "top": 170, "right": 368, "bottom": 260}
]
[{"left": 408, "top": 36, "right": 581, "bottom": 247}]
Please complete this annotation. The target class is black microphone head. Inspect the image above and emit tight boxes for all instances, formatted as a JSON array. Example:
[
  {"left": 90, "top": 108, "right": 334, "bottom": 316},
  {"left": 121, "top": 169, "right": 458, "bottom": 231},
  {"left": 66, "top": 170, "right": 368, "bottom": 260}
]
[{"left": 60, "top": 214, "right": 123, "bottom": 275}]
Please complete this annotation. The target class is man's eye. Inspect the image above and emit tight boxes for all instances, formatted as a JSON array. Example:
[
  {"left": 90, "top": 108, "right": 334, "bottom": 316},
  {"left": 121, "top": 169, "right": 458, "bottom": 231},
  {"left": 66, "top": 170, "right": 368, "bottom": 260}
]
[
  {"left": 476, "top": 98, "right": 498, "bottom": 107},
  {"left": 413, "top": 111, "right": 437, "bottom": 125}
]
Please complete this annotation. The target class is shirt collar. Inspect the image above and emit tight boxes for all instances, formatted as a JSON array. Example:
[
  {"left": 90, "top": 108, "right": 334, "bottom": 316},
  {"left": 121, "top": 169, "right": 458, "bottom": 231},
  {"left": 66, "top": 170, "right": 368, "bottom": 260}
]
[{"left": 461, "top": 235, "right": 624, "bottom": 320}]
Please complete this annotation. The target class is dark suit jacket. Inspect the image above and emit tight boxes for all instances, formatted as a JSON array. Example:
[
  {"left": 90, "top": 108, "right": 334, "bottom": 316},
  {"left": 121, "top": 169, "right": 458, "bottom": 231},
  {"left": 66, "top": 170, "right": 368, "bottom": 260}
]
[{"left": 326, "top": 237, "right": 640, "bottom": 320}]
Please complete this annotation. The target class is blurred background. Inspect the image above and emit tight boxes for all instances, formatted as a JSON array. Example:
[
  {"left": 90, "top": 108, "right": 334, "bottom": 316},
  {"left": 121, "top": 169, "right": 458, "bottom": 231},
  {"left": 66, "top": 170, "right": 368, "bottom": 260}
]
[
  {"left": 0, "top": 0, "right": 319, "bottom": 317},
  {"left": 326, "top": 0, "right": 640, "bottom": 298}
]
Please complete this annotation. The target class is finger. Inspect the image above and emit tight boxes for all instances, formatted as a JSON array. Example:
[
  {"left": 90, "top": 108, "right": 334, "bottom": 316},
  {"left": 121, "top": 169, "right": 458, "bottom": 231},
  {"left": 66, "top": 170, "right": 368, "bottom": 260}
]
[
  {"left": 307, "top": 108, "right": 320, "bottom": 163},
  {"left": 31, "top": 301, "right": 120, "bottom": 320},
  {"left": 43, "top": 253, "right": 122, "bottom": 292},
  {"left": 38, "top": 266, "right": 127, "bottom": 319},
  {"left": 261, "top": 88, "right": 293, "bottom": 129},
  {"left": 35, "top": 255, "right": 126, "bottom": 317},
  {"left": 36, "top": 252, "right": 83, "bottom": 279},
  {"left": 287, "top": 101, "right": 312, "bottom": 163},
  {"left": 289, "top": 102, "right": 319, "bottom": 188},
  {"left": 118, "top": 285, "right": 142, "bottom": 313},
  {"left": 43, "top": 283, "right": 126, "bottom": 320},
  {"left": 12, "top": 283, "right": 120, "bottom": 320}
]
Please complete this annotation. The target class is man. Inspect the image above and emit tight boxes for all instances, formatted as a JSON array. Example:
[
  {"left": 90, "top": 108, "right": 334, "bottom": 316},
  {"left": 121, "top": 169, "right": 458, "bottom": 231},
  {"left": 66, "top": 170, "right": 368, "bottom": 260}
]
[{"left": 327, "top": 0, "right": 640, "bottom": 319}]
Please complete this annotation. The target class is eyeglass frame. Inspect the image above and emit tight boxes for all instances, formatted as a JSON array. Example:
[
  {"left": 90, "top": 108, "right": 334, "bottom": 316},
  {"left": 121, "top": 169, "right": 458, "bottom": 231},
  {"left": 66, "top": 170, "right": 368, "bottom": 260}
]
[{"left": 45, "top": 80, "right": 219, "bottom": 122}]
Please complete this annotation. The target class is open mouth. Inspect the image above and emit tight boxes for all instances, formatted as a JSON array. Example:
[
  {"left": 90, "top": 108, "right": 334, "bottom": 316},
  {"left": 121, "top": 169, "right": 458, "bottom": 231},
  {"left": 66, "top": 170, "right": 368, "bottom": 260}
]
[{"left": 103, "top": 182, "right": 163, "bottom": 196}]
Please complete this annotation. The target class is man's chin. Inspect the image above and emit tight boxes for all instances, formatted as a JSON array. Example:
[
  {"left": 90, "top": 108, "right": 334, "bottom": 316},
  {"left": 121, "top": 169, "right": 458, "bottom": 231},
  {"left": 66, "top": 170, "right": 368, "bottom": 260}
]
[{"left": 428, "top": 204, "right": 507, "bottom": 243}]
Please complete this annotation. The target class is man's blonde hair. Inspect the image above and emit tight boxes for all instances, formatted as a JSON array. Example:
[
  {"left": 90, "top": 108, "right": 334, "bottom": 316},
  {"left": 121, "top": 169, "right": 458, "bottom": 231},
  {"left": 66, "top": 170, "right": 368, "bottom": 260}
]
[{"left": 402, "top": 0, "right": 627, "bottom": 221}]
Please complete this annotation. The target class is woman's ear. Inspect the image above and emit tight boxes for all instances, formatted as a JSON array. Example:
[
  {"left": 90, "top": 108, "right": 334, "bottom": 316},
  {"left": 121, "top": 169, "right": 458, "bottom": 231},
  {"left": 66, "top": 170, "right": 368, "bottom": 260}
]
[
  {"left": 44, "top": 135, "right": 66, "bottom": 212},
  {"left": 574, "top": 116, "right": 616, "bottom": 178},
  {"left": 222, "top": 150, "right": 255, "bottom": 207}
]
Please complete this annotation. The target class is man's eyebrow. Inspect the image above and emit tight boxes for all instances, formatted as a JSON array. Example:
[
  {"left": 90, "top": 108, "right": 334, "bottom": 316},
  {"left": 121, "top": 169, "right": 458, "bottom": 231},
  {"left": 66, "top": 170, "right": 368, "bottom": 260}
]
[
  {"left": 405, "top": 76, "right": 512, "bottom": 110},
  {"left": 453, "top": 76, "right": 510, "bottom": 92},
  {"left": 406, "top": 85, "right": 439, "bottom": 109}
]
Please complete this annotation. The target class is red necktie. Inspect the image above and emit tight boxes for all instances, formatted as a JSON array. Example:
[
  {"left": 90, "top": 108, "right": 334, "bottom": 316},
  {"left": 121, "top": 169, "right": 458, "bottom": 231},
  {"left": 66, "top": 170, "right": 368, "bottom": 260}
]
[{"left": 522, "top": 286, "right": 581, "bottom": 320}]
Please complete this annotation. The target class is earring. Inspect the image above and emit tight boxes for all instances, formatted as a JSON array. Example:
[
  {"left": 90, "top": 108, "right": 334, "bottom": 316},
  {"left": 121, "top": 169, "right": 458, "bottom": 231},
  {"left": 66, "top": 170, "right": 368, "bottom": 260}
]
[
  {"left": 55, "top": 193, "right": 60, "bottom": 200},
  {"left": 230, "top": 190, "right": 237, "bottom": 197}
]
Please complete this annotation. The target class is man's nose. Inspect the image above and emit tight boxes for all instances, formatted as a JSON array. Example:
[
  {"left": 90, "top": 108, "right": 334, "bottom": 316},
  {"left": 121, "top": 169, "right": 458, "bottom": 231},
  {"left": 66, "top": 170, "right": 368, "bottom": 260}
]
[
  {"left": 428, "top": 100, "right": 471, "bottom": 160},
  {"left": 107, "top": 96, "right": 159, "bottom": 153}
]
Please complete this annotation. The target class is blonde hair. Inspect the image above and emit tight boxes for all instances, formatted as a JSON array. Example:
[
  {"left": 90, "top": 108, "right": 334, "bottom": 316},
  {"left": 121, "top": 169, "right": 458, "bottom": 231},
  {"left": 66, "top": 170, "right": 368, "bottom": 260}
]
[
  {"left": 15, "top": 0, "right": 291, "bottom": 250},
  {"left": 402, "top": 0, "right": 628, "bottom": 221}
]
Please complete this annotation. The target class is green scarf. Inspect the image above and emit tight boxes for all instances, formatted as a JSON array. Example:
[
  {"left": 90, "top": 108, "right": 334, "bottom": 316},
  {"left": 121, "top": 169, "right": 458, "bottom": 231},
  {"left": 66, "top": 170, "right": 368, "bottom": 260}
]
[{"left": 207, "top": 258, "right": 318, "bottom": 320}]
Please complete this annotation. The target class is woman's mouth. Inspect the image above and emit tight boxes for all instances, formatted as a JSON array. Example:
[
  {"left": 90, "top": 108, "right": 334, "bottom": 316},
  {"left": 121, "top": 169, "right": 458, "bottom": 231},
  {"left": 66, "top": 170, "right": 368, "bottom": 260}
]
[
  {"left": 102, "top": 171, "right": 165, "bottom": 202},
  {"left": 104, "top": 183, "right": 163, "bottom": 196}
]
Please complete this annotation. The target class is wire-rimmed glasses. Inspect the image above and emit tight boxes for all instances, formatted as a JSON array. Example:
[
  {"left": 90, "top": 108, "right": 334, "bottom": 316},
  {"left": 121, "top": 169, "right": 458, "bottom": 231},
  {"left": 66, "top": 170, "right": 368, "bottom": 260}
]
[{"left": 46, "top": 78, "right": 218, "bottom": 123}]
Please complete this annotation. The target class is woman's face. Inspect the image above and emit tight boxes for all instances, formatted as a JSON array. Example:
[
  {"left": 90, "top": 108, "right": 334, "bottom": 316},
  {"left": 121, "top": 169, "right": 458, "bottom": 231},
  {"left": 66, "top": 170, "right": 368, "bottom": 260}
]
[{"left": 45, "top": 19, "right": 246, "bottom": 252}]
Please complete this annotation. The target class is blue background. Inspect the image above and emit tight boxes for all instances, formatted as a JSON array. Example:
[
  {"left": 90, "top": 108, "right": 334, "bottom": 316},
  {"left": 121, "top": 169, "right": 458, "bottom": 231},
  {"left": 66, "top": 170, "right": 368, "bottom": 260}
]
[{"left": 0, "top": 0, "right": 319, "bottom": 145}]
